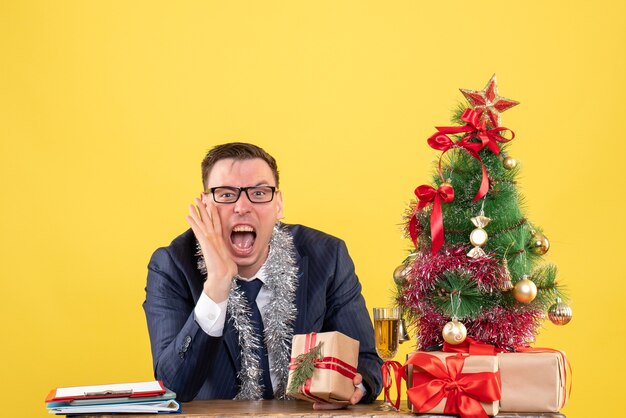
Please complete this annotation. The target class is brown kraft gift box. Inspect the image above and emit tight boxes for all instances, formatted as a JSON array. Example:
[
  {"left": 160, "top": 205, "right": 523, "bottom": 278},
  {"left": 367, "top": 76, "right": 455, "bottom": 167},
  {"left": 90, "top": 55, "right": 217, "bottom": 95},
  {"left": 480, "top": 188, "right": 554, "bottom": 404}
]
[
  {"left": 286, "top": 331, "right": 359, "bottom": 403},
  {"left": 406, "top": 351, "right": 500, "bottom": 416},
  {"left": 498, "top": 351, "right": 568, "bottom": 412}
]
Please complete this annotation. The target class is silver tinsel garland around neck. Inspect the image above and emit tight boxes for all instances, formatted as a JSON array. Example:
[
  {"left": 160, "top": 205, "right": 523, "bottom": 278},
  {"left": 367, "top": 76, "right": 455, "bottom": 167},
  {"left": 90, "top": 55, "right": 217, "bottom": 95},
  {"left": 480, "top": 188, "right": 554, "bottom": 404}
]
[{"left": 196, "top": 222, "right": 299, "bottom": 400}]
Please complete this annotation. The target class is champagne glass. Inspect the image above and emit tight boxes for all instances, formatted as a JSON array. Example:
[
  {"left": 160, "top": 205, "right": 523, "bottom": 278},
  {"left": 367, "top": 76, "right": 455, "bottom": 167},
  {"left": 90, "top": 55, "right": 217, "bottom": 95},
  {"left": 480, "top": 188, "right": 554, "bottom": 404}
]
[{"left": 373, "top": 307, "right": 400, "bottom": 410}]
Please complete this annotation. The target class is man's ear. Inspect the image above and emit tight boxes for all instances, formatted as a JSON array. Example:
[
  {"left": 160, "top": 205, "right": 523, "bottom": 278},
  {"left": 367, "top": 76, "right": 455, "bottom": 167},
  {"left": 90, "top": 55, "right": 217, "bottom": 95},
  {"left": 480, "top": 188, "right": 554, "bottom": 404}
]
[
  {"left": 201, "top": 192, "right": 208, "bottom": 204},
  {"left": 274, "top": 190, "right": 284, "bottom": 220}
]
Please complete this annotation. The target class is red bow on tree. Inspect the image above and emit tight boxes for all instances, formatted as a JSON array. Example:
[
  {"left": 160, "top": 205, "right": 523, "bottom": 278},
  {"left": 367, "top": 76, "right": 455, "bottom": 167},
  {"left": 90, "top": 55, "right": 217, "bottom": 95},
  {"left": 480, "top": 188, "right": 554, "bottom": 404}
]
[
  {"left": 434, "top": 108, "right": 515, "bottom": 154},
  {"left": 412, "top": 183, "right": 454, "bottom": 255},
  {"left": 427, "top": 108, "right": 515, "bottom": 201}
]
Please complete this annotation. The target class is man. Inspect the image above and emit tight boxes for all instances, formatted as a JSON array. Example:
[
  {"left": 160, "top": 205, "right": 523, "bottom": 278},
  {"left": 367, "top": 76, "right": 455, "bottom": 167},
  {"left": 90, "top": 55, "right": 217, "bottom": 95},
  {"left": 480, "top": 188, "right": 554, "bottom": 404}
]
[{"left": 143, "top": 142, "right": 382, "bottom": 408}]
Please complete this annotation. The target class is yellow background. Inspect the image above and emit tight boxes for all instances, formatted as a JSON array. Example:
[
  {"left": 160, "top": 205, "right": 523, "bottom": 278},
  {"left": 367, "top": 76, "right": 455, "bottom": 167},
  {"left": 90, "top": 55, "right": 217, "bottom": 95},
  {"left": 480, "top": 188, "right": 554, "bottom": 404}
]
[{"left": 1, "top": 1, "right": 624, "bottom": 417}]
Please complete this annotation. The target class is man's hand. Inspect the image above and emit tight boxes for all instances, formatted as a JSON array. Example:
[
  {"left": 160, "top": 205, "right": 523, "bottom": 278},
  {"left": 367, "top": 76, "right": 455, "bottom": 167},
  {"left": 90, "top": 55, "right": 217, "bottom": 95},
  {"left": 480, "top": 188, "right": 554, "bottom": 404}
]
[
  {"left": 312, "top": 373, "right": 364, "bottom": 410},
  {"left": 186, "top": 197, "right": 237, "bottom": 302}
]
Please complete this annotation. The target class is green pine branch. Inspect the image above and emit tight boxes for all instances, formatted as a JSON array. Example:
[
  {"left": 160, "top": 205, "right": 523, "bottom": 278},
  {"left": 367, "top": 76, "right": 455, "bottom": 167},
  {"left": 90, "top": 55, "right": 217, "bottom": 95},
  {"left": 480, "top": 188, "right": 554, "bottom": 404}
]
[
  {"left": 287, "top": 342, "right": 324, "bottom": 395},
  {"left": 431, "top": 270, "right": 500, "bottom": 319},
  {"left": 531, "top": 263, "right": 567, "bottom": 310}
]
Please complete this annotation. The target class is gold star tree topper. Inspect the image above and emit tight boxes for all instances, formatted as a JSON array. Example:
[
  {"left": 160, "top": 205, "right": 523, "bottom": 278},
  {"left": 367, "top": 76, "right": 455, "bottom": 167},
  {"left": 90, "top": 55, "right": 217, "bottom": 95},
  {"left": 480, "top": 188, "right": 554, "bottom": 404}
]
[{"left": 460, "top": 74, "right": 519, "bottom": 128}]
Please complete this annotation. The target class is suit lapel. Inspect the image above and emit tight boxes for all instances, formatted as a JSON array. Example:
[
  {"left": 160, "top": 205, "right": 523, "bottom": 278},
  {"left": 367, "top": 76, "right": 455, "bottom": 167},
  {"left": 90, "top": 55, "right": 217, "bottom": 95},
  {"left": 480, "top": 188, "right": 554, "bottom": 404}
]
[
  {"left": 294, "top": 254, "right": 308, "bottom": 333},
  {"left": 223, "top": 314, "right": 241, "bottom": 374}
]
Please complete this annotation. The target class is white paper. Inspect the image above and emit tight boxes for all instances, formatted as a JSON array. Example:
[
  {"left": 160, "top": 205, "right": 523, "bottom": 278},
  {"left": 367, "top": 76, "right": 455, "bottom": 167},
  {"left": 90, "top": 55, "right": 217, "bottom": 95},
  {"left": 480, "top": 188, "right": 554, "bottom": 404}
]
[{"left": 55, "top": 380, "right": 163, "bottom": 398}]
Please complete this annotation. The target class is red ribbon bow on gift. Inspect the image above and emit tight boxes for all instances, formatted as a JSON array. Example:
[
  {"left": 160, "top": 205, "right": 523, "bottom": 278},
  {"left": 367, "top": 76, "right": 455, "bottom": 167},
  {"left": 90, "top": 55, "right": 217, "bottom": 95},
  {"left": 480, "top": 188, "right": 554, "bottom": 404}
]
[
  {"left": 406, "top": 353, "right": 501, "bottom": 418},
  {"left": 412, "top": 183, "right": 454, "bottom": 254},
  {"left": 427, "top": 108, "right": 515, "bottom": 201}
]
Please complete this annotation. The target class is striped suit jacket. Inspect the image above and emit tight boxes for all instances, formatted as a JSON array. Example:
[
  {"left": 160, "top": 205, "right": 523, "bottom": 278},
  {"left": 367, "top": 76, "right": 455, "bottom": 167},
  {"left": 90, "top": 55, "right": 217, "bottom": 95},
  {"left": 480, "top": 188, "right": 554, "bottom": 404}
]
[{"left": 143, "top": 224, "right": 383, "bottom": 402}]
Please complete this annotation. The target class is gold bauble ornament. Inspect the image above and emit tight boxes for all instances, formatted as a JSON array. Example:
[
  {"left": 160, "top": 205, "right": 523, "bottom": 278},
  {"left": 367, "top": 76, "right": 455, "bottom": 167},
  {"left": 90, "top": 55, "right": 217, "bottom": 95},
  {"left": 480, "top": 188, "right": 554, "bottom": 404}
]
[
  {"left": 502, "top": 156, "right": 517, "bottom": 170},
  {"left": 531, "top": 233, "right": 550, "bottom": 255},
  {"left": 548, "top": 298, "right": 573, "bottom": 325},
  {"left": 513, "top": 275, "right": 537, "bottom": 304},
  {"left": 442, "top": 319, "right": 467, "bottom": 345},
  {"left": 393, "top": 262, "right": 410, "bottom": 286}
]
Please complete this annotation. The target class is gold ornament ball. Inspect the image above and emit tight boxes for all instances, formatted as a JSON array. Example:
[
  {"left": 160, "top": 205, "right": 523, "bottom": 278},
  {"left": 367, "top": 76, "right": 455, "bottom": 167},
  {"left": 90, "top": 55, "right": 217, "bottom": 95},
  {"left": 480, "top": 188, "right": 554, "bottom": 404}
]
[
  {"left": 503, "top": 156, "right": 517, "bottom": 170},
  {"left": 393, "top": 263, "right": 410, "bottom": 286},
  {"left": 513, "top": 277, "right": 538, "bottom": 304},
  {"left": 548, "top": 301, "right": 573, "bottom": 325},
  {"left": 470, "top": 228, "right": 488, "bottom": 247},
  {"left": 531, "top": 233, "right": 550, "bottom": 255},
  {"left": 442, "top": 320, "right": 467, "bottom": 345}
]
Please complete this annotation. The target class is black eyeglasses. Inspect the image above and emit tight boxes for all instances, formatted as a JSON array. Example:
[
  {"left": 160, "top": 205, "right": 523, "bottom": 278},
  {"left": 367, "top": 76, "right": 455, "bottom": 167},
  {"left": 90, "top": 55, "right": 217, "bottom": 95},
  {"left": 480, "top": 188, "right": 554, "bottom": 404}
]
[{"left": 206, "top": 186, "right": 277, "bottom": 204}]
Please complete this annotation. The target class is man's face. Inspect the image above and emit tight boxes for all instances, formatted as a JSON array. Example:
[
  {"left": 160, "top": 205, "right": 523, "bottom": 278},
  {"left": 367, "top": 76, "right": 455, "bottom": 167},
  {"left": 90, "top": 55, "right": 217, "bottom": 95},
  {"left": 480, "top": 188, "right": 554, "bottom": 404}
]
[{"left": 203, "top": 158, "right": 283, "bottom": 278}]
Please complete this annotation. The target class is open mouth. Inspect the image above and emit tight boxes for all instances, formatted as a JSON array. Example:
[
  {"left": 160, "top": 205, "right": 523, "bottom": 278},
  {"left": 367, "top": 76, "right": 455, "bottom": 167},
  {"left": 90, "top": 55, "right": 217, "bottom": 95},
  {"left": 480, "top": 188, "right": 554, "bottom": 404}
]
[{"left": 230, "top": 225, "right": 257, "bottom": 255}]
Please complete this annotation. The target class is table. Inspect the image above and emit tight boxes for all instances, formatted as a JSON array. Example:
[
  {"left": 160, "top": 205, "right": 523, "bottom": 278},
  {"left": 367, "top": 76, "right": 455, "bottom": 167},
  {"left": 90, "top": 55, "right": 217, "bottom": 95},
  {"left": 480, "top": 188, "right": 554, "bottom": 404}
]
[{"left": 72, "top": 399, "right": 566, "bottom": 418}]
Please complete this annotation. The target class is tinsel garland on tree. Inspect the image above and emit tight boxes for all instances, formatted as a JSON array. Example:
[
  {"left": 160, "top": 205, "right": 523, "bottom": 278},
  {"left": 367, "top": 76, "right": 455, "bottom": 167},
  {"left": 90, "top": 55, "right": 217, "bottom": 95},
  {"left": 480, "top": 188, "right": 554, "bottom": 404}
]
[{"left": 395, "top": 75, "right": 572, "bottom": 351}]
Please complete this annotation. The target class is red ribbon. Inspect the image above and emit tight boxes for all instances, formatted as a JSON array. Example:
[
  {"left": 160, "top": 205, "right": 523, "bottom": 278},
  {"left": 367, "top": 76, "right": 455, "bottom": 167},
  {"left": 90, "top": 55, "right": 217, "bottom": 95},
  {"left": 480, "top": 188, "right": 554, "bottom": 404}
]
[
  {"left": 427, "top": 131, "right": 487, "bottom": 203},
  {"left": 434, "top": 108, "right": 515, "bottom": 155},
  {"left": 406, "top": 352, "right": 501, "bottom": 418},
  {"left": 443, "top": 337, "right": 501, "bottom": 356},
  {"left": 414, "top": 183, "right": 454, "bottom": 255},
  {"left": 300, "top": 333, "right": 326, "bottom": 402},
  {"left": 289, "top": 333, "right": 357, "bottom": 403},
  {"left": 427, "top": 108, "right": 515, "bottom": 201},
  {"left": 381, "top": 360, "right": 405, "bottom": 410},
  {"left": 301, "top": 378, "right": 328, "bottom": 403},
  {"left": 290, "top": 356, "right": 357, "bottom": 379}
]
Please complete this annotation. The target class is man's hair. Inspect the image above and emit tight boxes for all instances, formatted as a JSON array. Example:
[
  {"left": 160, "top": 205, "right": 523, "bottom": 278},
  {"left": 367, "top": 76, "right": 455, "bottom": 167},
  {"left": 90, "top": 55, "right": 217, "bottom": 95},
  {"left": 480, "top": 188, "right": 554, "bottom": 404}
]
[{"left": 201, "top": 142, "right": 280, "bottom": 190}]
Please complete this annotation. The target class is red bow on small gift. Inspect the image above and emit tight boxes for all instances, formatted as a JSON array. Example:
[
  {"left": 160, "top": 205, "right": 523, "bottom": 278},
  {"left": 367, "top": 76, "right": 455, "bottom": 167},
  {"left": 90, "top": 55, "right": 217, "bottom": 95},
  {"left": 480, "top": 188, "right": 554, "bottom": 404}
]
[{"left": 406, "top": 353, "right": 501, "bottom": 418}]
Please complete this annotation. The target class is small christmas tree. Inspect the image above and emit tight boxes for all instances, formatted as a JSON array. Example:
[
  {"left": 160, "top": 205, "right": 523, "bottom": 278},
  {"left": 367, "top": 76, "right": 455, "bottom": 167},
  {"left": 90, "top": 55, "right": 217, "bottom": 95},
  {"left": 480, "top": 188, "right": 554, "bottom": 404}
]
[{"left": 395, "top": 75, "right": 573, "bottom": 351}]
